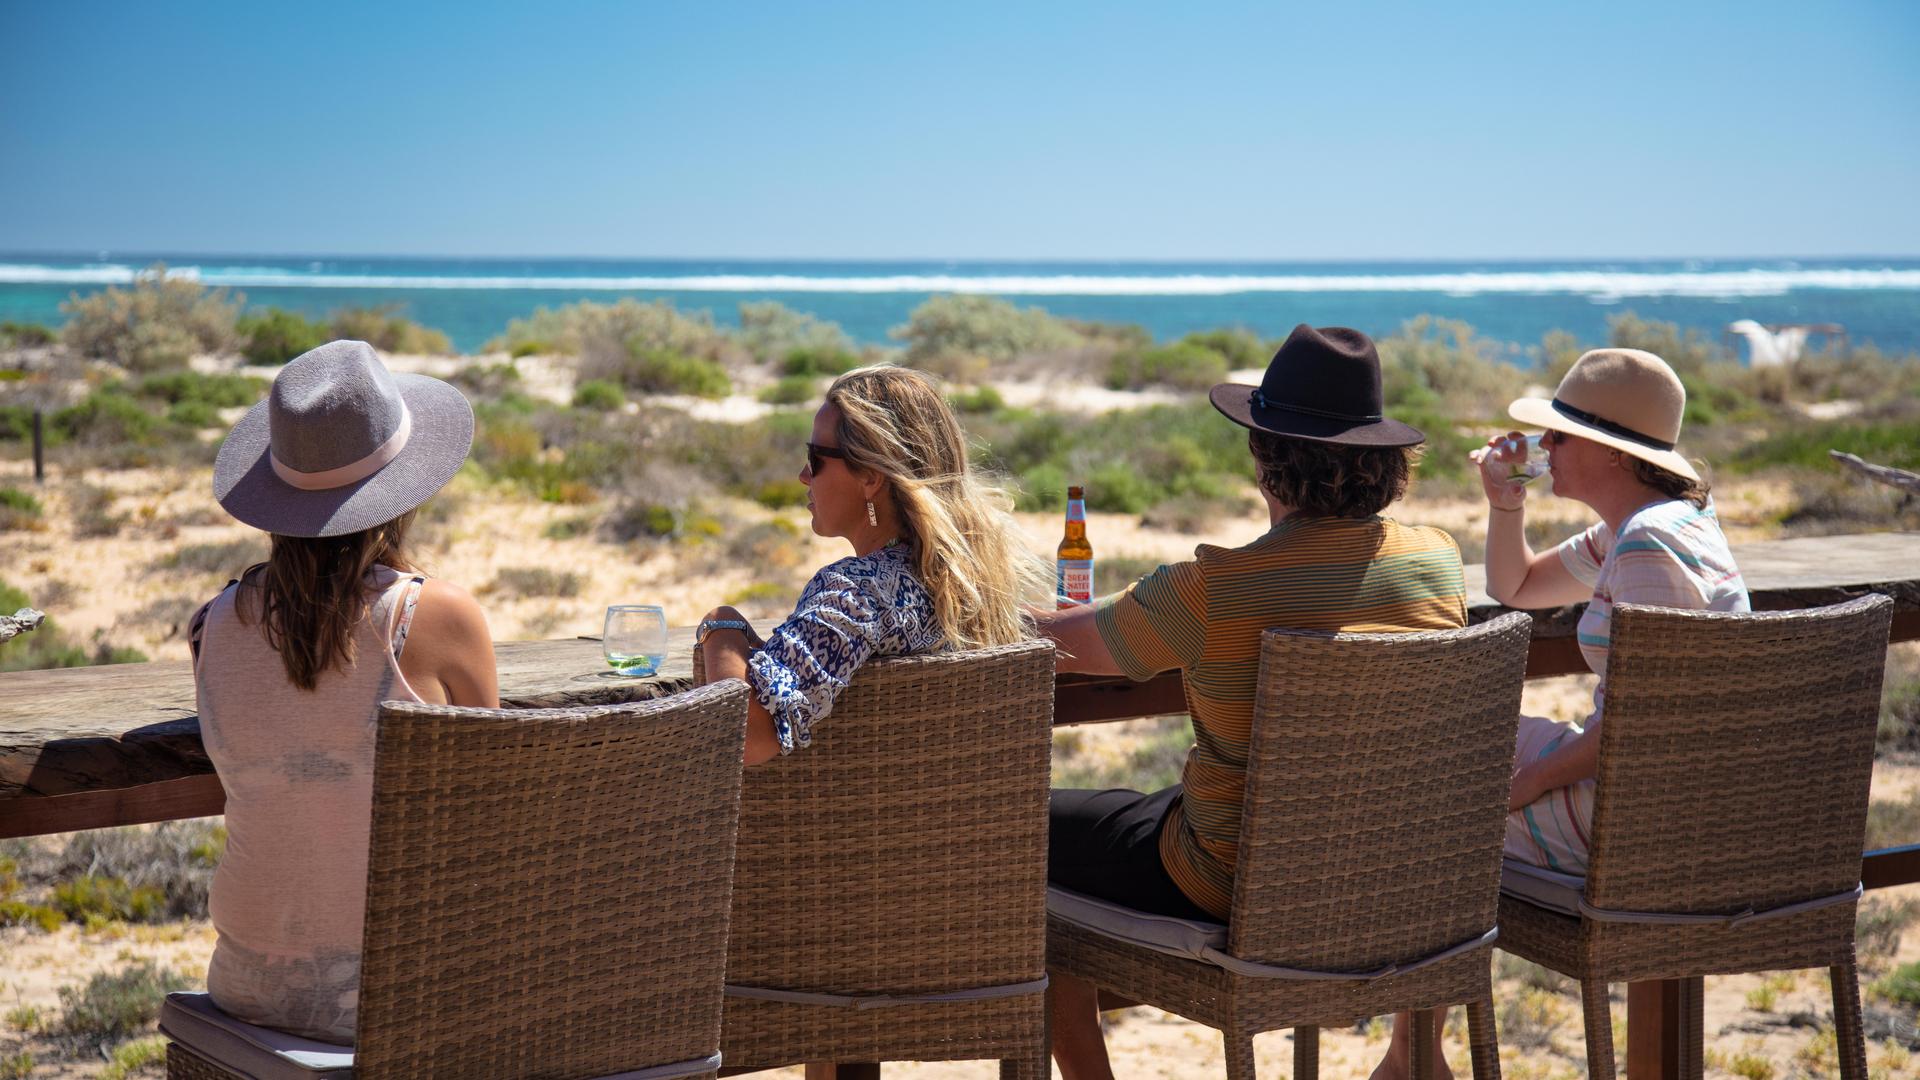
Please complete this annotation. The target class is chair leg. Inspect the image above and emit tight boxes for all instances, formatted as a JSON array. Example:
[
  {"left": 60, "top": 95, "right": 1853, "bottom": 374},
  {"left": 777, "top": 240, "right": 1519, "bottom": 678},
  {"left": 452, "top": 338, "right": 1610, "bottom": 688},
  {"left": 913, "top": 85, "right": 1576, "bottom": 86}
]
[
  {"left": 1293, "top": 1026, "right": 1318, "bottom": 1080},
  {"left": 1467, "top": 996, "right": 1501, "bottom": 1080},
  {"left": 1677, "top": 976, "right": 1705, "bottom": 1080},
  {"left": 1412, "top": 1010, "right": 1437, "bottom": 1080},
  {"left": 1581, "top": 978, "right": 1616, "bottom": 1080},
  {"left": 1225, "top": 1029, "right": 1258, "bottom": 1080},
  {"left": 1832, "top": 956, "right": 1869, "bottom": 1080}
]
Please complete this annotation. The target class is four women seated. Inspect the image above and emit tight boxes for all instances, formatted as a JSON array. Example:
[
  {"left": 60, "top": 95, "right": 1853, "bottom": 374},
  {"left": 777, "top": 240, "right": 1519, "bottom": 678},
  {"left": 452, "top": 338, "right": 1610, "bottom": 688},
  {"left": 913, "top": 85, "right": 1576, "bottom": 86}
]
[{"left": 185, "top": 331, "right": 1744, "bottom": 1060}]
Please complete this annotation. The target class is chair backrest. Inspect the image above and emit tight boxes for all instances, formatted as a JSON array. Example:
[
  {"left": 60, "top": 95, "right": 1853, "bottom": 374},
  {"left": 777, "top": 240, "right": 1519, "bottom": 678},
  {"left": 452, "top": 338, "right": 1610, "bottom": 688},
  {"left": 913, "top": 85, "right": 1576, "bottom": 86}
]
[
  {"left": 1584, "top": 594, "right": 1893, "bottom": 916},
  {"left": 353, "top": 681, "right": 749, "bottom": 1078},
  {"left": 1227, "top": 612, "right": 1532, "bottom": 970},
  {"left": 723, "top": 639, "right": 1054, "bottom": 1000}
]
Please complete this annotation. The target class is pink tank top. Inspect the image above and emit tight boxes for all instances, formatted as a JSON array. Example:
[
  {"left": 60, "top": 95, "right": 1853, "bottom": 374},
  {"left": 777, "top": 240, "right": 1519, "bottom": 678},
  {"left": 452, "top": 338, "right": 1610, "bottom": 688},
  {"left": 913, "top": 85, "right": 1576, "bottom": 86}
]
[{"left": 193, "top": 566, "right": 425, "bottom": 1044}]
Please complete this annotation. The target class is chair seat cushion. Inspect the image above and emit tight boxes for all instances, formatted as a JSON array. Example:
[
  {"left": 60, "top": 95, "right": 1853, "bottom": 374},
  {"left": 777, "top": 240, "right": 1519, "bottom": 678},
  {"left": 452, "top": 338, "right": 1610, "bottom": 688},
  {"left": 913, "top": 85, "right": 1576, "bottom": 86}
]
[
  {"left": 1046, "top": 885, "right": 1228, "bottom": 963},
  {"left": 1500, "top": 859, "right": 1587, "bottom": 917},
  {"left": 161, "top": 992, "right": 354, "bottom": 1078}
]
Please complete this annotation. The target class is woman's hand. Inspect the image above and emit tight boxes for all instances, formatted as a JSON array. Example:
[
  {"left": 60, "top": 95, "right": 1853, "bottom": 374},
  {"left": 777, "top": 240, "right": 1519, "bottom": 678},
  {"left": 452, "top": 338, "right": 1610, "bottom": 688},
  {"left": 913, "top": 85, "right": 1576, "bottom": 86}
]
[{"left": 1472, "top": 431, "right": 1530, "bottom": 513}]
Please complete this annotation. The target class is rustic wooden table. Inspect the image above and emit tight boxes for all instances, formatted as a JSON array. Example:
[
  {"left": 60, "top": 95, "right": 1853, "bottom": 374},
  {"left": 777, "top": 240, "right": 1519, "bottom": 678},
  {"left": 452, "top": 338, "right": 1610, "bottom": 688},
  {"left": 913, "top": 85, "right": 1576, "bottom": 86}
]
[{"left": 4, "top": 531, "right": 1918, "bottom": 1079}]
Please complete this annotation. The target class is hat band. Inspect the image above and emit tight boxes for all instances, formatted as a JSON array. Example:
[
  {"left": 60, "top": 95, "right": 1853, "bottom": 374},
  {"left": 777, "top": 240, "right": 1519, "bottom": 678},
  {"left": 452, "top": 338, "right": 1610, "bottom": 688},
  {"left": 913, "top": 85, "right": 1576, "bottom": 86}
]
[
  {"left": 269, "top": 405, "right": 413, "bottom": 491},
  {"left": 1551, "top": 398, "right": 1676, "bottom": 453},
  {"left": 1252, "top": 388, "right": 1382, "bottom": 423}
]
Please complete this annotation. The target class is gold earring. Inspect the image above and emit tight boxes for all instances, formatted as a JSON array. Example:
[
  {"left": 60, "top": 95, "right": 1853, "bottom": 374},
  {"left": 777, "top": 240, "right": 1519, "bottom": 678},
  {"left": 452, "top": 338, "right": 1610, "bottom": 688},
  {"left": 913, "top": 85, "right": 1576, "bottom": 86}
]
[{"left": 866, "top": 501, "right": 878, "bottom": 527}]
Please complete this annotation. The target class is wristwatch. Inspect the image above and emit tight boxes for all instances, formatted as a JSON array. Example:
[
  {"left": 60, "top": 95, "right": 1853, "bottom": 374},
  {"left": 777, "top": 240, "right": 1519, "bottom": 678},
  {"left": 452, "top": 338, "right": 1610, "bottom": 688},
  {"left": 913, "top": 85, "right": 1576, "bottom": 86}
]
[{"left": 695, "top": 618, "right": 753, "bottom": 646}]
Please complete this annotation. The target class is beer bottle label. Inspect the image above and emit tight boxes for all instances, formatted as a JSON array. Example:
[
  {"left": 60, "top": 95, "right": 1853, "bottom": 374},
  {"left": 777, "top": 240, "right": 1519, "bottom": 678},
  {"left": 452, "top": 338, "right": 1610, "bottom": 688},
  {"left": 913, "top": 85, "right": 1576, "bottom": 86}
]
[{"left": 1057, "top": 559, "right": 1094, "bottom": 607}]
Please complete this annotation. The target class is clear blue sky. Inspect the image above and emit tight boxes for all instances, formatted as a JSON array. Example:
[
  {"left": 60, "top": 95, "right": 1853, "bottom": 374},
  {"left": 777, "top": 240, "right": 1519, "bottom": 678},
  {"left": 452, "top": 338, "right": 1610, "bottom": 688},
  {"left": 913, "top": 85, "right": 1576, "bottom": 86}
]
[{"left": 3, "top": 1, "right": 1917, "bottom": 259}]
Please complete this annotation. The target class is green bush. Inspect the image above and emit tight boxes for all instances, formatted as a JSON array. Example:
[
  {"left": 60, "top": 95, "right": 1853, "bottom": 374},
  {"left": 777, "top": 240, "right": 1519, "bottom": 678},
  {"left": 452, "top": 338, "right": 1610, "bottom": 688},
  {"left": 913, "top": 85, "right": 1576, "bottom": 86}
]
[
  {"left": 0, "top": 487, "right": 42, "bottom": 531},
  {"left": 0, "top": 581, "right": 146, "bottom": 671},
  {"left": 61, "top": 264, "right": 243, "bottom": 371},
  {"left": 237, "top": 307, "right": 330, "bottom": 364},
  {"left": 572, "top": 379, "right": 625, "bottom": 411},
  {"left": 52, "top": 874, "right": 168, "bottom": 924},
  {"left": 330, "top": 305, "right": 451, "bottom": 354},
  {"left": 893, "top": 295, "right": 1085, "bottom": 378},
  {"left": 1730, "top": 420, "right": 1920, "bottom": 474},
  {"left": 739, "top": 301, "right": 853, "bottom": 363},
  {"left": 509, "top": 339, "right": 549, "bottom": 358},
  {"left": 753, "top": 478, "right": 809, "bottom": 509},
  {"left": 758, "top": 374, "right": 818, "bottom": 405},
  {"left": 947, "top": 385, "right": 1005, "bottom": 414},
  {"left": 488, "top": 567, "right": 585, "bottom": 598},
  {"left": 616, "top": 346, "right": 731, "bottom": 398},
  {"left": 779, "top": 346, "right": 861, "bottom": 377},
  {"left": 1375, "top": 316, "right": 1515, "bottom": 418},
  {"left": 0, "top": 321, "right": 56, "bottom": 348},
  {"left": 0, "top": 404, "right": 33, "bottom": 441},
  {"left": 132, "top": 370, "right": 265, "bottom": 410},
  {"left": 56, "top": 960, "right": 194, "bottom": 1046},
  {"left": 1606, "top": 310, "right": 1728, "bottom": 375},
  {"left": 489, "top": 298, "right": 724, "bottom": 358},
  {"left": 51, "top": 391, "right": 168, "bottom": 448},
  {"left": 1106, "top": 341, "right": 1228, "bottom": 391},
  {"left": 1873, "top": 960, "right": 1920, "bottom": 1007},
  {"left": 1179, "top": 328, "right": 1267, "bottom": 370}
]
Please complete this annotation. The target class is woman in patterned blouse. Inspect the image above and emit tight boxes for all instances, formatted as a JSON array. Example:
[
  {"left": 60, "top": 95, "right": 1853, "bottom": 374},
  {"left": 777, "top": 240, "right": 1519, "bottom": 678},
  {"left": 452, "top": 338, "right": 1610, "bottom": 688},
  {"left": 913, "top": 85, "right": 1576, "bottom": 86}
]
[{"left": 696, "top": 365, "right": 1051, "bottom": 764}]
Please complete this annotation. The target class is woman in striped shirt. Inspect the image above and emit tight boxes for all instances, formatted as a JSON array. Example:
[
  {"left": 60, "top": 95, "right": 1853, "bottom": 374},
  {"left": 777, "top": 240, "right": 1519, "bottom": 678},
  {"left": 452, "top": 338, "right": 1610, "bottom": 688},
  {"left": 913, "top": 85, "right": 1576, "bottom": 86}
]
[{"left": 1480, "top": 348, "right": 1749, "bottom": 874}]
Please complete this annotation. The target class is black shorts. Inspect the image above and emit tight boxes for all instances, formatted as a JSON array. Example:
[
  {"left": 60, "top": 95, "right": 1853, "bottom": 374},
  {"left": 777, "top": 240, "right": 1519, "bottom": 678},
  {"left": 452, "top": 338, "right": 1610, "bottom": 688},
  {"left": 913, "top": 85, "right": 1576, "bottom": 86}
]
[{"left": 1048, "top": 785, "right": 1215, "bottom": 922}]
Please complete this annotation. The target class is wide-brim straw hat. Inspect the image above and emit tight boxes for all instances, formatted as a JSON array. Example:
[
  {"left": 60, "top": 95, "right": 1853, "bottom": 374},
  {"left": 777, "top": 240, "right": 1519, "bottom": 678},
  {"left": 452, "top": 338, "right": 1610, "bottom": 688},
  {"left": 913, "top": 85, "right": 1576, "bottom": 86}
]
[
  {"left": 1210, "top": 324, "right": 1425, "bottom": 447},
  {"left": 1508, "top": 347, "right": 1700, "bottom": 482},
  {"left": 214, "top": 340, "right": 474, "bottom": 538}
]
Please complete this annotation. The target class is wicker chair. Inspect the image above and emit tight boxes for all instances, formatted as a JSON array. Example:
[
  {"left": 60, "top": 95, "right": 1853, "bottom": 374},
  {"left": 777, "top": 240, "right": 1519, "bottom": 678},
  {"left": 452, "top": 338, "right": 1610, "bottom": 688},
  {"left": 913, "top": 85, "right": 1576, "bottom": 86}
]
[
  {"left": 1496, "top": 595, "right": 1895, "bottom": 1080},
  {"left": 1048, "top": 612, "right": 1534, "bottom": 1080},
  {"left": 162, "top": 681, "right": 751, "bottom": 1080},
  {"left": 695, "top": 638, "right": 1055, "bottom": 1078}
]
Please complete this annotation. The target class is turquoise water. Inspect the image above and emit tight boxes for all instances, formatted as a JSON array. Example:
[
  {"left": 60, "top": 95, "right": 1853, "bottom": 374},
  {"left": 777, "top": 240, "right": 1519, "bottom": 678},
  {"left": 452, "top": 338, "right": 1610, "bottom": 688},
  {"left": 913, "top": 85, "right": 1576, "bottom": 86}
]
[{"left": 3, "top": 255, "right": 1918, "bottom": 357}]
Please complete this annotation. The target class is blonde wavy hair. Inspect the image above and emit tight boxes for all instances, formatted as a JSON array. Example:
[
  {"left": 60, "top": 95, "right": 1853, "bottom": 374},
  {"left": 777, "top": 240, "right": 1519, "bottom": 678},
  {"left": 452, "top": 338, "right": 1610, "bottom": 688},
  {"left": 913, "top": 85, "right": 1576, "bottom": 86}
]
[{"left": 824, "top": 365, "right": 1051, "bottom": 650}]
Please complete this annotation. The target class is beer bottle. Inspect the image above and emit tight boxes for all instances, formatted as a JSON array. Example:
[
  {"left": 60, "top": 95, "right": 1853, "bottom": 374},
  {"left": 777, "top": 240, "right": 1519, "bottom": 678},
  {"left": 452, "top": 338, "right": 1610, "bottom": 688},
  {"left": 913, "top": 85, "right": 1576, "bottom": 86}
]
[{"left": 1056, "top": 485, "right": 1094, "bottom": 608}]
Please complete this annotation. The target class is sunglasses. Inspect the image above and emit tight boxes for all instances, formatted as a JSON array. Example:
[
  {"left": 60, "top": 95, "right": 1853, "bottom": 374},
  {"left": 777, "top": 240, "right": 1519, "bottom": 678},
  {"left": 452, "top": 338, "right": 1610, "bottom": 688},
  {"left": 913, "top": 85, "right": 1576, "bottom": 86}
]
[{"left": 806, "top": 442, "right": 847, "bottom": 475}]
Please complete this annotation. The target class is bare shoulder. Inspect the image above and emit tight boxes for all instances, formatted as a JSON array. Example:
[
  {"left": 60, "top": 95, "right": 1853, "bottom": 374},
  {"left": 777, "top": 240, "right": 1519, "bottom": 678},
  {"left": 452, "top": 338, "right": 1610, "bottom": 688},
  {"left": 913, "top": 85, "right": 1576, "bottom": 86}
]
[{"left": 410, "top": 579, "right": 492, "bottom": 648}]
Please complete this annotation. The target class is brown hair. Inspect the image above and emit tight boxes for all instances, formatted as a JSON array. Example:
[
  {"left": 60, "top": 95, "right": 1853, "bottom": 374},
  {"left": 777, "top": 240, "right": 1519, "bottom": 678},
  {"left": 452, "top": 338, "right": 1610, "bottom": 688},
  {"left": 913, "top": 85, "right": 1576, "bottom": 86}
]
[
  {"left": 825, "top": 366, "right": 1051, "bottom": 650},
  {"left": 1249, "top": 431, "right": 1420, "bottom": 518},
  {"left": 1628, "top": 456, "right": 1712, "bottom": 509},
  {"left": 236, "top": 512, "right": 418, "bottom": 691}
]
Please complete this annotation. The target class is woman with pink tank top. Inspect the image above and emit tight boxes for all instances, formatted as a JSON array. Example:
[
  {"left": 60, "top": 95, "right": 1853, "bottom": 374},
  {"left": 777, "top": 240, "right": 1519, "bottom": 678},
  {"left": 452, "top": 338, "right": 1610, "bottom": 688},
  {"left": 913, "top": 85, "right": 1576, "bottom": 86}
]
[{"left": 192, "top": 340, "right": 498, "bottom": 1043}]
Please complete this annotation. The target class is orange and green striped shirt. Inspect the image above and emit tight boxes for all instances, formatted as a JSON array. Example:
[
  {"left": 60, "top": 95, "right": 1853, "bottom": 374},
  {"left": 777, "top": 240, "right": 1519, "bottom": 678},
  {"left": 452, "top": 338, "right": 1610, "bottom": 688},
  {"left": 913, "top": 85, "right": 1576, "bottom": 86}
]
[{"left": 1093, "top": 514, "right": 1468, "bottom": 919}]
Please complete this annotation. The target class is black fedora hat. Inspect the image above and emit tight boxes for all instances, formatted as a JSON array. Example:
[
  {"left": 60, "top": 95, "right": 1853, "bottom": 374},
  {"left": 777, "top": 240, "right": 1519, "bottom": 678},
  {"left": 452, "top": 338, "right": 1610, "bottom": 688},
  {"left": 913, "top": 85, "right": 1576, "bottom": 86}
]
[{"left": 1209, "top": 324, "right": 1424, "bottom": 447}]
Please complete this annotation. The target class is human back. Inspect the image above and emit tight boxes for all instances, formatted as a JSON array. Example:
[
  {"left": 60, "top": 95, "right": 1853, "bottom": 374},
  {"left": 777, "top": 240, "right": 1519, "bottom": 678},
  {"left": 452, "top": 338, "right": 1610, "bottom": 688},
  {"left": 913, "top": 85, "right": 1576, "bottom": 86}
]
[{"left": 193, "top": 340, "right": 494, "bottom": 1043}]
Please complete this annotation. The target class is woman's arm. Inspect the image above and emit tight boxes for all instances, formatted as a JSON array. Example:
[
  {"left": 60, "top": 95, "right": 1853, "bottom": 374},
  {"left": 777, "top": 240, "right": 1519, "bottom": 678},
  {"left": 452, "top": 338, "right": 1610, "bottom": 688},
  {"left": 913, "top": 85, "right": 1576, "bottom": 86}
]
[
  {"left": 1476, "top": 433, "right": 1590, "bottom": 609},
  {"left": 1511, "top": 720, "right": 1600, "bottom": 811},
  {"left": 696, "top": 604, "right": 780, "bottom": 765},
  {"left": 400, "top": 579, "right": 500, "bottom": 708}
]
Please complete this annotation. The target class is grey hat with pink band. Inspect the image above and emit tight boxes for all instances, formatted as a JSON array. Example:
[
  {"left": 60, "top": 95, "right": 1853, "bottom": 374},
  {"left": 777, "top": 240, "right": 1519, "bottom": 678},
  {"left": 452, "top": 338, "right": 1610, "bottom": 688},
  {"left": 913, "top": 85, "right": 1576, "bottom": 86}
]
[{"left": 214, "top": 339, "right": 474, "bottom": 538}]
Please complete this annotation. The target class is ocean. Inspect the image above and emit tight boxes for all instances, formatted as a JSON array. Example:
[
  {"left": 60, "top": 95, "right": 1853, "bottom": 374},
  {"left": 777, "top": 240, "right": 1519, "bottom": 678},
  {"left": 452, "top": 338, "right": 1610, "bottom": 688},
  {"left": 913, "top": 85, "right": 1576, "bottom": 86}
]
[{"left": 3, "top": 255, "right": 1918, "bottom": 359}]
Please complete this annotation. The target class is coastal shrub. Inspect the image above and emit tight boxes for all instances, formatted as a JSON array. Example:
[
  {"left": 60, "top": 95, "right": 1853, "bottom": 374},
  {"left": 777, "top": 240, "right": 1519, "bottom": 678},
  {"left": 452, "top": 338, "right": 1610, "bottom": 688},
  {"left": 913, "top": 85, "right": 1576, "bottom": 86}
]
[
  {"left": 237, "top": 307, "right": 330, "bottom": 364},
  {"left": 572, "top": 378, "right": 625, "bottom": 410},
  {"left": 60, "top": 264, "right": 243, "bottom": 371},
  {"left": 152, "top": 537, "right": 267, "bottom": 577},
  {"left": 52, "top": 874, "right": 168, "bottom": 924},
  {"left": 725, "top": 582, "right": 794, "bottom": 607},
  {"left": 1054, "top": 715, "right": 1192, "bottom": 791},
  {"left": 50, "top": 390, "right": 173, "bottom": 450},
  {"left": 489, "top": 298, "right": 723, "bottom": 359},
  {"left": 947, "top": 385, "right": 1004, "bottom": 414},
  {"left": 53, "top": 822, "right": 224, "bottom": 921},
  {"left": 1731, "top": 419, "right": 1920, "bottom": 474},
  {"left": 1496, "top": 986, "right": 1570, "bottom": 1051},
  {"left": 0, "top": 321, "right": 56, "bottom": 348},
  {"left": 1873, "top": 961, "right": 1920, "bottom": 1008},
  {"left": 738, "top": 301, "right": 854, "bottom": 363},
  {"left": 1878, "top": 651, "right": 1920, "bottom": 757},
  {"left": 722, "top": 519, "right": 809, "bottom": 572},
  {"left": 0, "top": 487, "right": 42, "bottom": 531},
  {"left": 779, "top": 346, "right": 861, "bottom": 378},
  {"left": 625, "top": 347, "right": 730, "bottom": 398},
  {"left": 1867, "top": 789, "right": 1920, "bottom": 851},
  {"left": 1106, "top": 341, "right": 1228, "bottom": 391},
  {"left": 1857, "top": 898, "right": 1920, "bottom": 967},
  {"left": 489, "top": 567, "right": 585, "bottom": 598},
  {"left": 893, "top": 295, "right": 1085, "bottom": 379},
  {"left": 1606, "top": 311, "right": 1729, "bottom": 375},
  {"left": 68, "top": 482, "right": 125, "bottom": 538},
  {"left": 0, "top": 404, "right": 34, "bottom": 441},
  {"left": 542, "top": 514, "right": 596, "bottom": 540},
  {"left": 1179, "top": 328, "right": 1267, "bottom": 371},
  {"left": 101, "top": 1036, "right": 169, "bottom": 1080},
  {"left": 753, "top": 478, "right": 809, "bottom": 509},
  {"left": 1141, "top": 491, "right": 1259, "bottom": 534},
  {"left": 759, "top": 374, "right": 818, "bottom": 405},
  {"left": 56, "top": 960, "right": 194, "bottom": 1046},
  {"left": 0, "top": 581, "right": 148, "bottom": 672},
  {"left": 329, "top": 305, "right": 451, "bottom": 355},
  {"left": 1376, "top": 316, "right": 1514, "bottom": 418}
]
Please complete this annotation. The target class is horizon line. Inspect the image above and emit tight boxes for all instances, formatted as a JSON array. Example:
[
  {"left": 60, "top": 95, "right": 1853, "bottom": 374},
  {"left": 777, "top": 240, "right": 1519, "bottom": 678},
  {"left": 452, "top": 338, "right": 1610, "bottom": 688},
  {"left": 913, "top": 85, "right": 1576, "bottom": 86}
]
[{"left": 5, "top": 250, "right": 1920, "bottom": 265}]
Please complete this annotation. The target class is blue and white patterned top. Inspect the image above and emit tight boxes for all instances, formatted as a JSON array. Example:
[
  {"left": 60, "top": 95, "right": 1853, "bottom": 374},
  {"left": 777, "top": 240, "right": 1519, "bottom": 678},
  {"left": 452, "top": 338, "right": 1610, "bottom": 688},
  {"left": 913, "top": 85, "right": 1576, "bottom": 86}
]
[{"left": 747, "top": 541, "right": 942, "bottom": 754}]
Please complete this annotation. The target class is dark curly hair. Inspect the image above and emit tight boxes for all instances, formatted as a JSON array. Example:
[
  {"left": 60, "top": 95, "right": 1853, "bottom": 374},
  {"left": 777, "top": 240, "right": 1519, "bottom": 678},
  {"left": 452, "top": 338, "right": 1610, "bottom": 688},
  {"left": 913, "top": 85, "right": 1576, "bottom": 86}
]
[{"left": 1249, "top": 431, "right": 1421, "bottom": 518}]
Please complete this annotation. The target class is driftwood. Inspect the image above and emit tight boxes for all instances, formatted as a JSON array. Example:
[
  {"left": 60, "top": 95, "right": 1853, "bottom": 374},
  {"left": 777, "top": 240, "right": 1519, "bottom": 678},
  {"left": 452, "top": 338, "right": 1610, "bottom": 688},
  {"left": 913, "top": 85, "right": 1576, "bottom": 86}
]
[
  {"left": 1831, "top": 450, "right": 1920, "bottom": 497},
  {"left": 0, "top": 608, "right": 45, "bottom": 644}
]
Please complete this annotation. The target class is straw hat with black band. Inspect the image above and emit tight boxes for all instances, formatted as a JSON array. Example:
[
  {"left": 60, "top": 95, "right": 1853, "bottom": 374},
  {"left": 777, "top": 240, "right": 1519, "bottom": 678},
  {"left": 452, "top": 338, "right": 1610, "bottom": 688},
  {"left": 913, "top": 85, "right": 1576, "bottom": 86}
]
[
  {"left": 1507, "top": 348, "right": 1700, "bottom": 482},
  {"left": 214, "top": 340, "right": 475, "bottom": 538}
]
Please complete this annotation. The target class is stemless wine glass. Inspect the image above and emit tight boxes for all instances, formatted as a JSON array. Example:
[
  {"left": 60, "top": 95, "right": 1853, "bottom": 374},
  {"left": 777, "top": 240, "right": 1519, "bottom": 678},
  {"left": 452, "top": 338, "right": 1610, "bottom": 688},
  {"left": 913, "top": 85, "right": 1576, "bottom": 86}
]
[
  {"left": 603, "top": 604, "right": 668, "bottom": 677},
  {"left": 1498, "top": 433, "right": 1551, "bottom": 485}
]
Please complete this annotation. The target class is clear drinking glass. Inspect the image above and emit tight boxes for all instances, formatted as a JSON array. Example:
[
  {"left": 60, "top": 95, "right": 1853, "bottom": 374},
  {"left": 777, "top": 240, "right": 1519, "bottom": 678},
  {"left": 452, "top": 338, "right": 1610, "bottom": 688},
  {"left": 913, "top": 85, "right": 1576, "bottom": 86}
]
[
  {"left": 603, "top": 604, "right": 667, "bottom": 677},
  {"left": 1498, "top": 433, "right": 1551, "bottom": 485}
]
